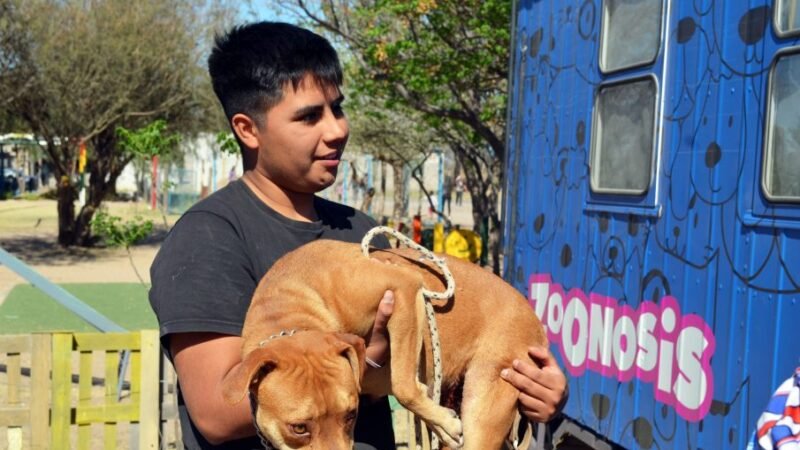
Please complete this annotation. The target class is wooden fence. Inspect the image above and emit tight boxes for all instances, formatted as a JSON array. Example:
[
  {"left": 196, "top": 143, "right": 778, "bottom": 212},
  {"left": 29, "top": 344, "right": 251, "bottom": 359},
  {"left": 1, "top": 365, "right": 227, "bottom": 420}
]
[{"left": 0, "top": 330, "right": 180, "bottom": 450}]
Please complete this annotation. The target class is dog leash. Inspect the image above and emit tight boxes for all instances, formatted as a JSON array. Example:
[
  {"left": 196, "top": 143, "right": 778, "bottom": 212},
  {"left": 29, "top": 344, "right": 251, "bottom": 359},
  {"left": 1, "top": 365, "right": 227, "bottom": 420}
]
[{"left": 361, "top": 225, "right": 456, "bottom": 450}]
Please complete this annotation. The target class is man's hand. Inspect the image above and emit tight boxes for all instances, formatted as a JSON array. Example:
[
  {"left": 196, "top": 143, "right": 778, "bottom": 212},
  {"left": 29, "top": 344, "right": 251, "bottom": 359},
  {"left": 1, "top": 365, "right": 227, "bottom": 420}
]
[
  {"left": 500, "top": 346, "right": 568, "bottom": 423},
  {"left": 364, "top": 290, "right": 394, "bottom": 368}
]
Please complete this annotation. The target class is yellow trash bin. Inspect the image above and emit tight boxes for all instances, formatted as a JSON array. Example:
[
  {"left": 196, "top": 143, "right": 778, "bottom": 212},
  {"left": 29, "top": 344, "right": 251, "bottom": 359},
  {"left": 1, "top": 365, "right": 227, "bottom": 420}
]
[
  {"left": 444, "top": 229, "right": 482, "bottom": 263},
  {"left": 433, "top": 223, "right": 445, "bottom": 253}
]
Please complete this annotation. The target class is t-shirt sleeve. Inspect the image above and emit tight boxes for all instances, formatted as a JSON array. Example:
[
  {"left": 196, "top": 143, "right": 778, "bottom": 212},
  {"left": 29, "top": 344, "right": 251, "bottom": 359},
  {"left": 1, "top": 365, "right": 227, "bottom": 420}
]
[
  {"left": 148, "top": 211, "right": 257, "bottom": 349},
  {"left": 367, "top": 219, "right": 391, "bottom": 249}
]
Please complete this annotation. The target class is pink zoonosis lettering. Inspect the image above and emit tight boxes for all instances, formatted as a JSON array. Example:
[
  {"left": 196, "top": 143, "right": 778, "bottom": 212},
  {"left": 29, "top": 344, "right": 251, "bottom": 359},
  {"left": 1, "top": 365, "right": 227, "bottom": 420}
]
[{"left": 529, "top": 274, "right": 716, "bottom": 422}]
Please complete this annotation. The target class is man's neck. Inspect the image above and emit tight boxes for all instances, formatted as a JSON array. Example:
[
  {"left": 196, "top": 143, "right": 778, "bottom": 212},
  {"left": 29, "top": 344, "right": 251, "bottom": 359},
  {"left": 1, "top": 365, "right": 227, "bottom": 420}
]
[{"left": 242, "top": 170, "right": 318, "bottom": 222}]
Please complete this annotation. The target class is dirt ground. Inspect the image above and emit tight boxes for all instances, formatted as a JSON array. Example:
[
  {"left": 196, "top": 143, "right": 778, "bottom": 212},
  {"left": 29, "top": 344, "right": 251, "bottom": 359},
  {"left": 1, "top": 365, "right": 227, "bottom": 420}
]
[
  {"left": 0, "top": 199, "right": 171, "bottom": 305},
  {"left": 0, "top": 236, "right": 160, "bottom": 304}
]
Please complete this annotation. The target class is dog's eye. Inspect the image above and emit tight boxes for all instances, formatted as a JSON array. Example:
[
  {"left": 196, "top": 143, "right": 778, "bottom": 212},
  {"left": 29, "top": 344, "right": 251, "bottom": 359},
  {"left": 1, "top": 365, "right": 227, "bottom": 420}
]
[
  {"left": 290, "top": 423, "right": 309, "bottom": 435},
  {"left": 344, "top": 410, "right": 357, "bottom": 424}
]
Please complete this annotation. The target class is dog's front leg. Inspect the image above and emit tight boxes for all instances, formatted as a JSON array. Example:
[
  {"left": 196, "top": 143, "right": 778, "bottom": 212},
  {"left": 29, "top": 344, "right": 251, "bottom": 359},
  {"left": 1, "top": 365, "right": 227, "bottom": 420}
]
[{"left": 386, "top": 286, "right": 463, "bottom": 449}]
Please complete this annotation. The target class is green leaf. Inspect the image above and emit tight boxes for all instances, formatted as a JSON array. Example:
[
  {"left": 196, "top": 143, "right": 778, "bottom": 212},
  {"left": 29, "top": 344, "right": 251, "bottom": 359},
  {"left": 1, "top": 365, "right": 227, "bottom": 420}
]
[{"left": 91, "top": 210, "right": 153, "bottom": 250}]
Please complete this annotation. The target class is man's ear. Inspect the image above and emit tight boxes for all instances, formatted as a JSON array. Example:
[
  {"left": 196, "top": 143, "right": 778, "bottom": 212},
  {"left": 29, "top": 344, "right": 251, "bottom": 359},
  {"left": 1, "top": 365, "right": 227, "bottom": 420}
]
[
  {"left": 230, "top": 113, "right": 261, "bottom": 153},
  {"left": 221, "top": 347, "right": 277, "bottom": 404},
  {"left": 332, "top": 333, "right": 366, "bottom": 390}
]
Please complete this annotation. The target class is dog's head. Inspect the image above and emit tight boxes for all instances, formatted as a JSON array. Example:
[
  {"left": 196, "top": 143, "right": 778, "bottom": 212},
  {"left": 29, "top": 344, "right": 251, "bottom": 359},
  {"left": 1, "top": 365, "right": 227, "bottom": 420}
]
[{"left": 222, "top": 330, "right": 366, "bottom": 450}]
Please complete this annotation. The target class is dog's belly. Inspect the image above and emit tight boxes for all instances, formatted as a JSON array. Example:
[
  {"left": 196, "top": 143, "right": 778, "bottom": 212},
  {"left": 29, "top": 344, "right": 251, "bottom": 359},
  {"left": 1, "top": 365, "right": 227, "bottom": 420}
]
[{"left": 368, "top": 248, "right": 547, "bottom": 384}]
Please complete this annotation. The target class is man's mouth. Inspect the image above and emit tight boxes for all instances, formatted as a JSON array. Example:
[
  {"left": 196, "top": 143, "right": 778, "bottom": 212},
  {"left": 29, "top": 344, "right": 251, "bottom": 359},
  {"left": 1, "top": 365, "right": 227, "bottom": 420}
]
[{"left": 316, "top": 152, "right": 340, "bottom": 161}]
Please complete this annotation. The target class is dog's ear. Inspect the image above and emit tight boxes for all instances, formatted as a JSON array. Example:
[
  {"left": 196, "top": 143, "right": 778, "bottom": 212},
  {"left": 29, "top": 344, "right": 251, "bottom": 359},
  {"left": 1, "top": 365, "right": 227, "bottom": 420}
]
[
  {"left": 332, "top": 333, "right": 366, "bottom": 390},
  {"left": 221, "top": 347, "right": 278, "bottom": 404}
]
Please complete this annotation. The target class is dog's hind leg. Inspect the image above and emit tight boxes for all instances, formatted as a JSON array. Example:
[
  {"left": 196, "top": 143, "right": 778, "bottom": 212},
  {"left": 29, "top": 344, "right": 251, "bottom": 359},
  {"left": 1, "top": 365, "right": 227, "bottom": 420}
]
[
  {"left": 458, "top": 366, "right": 519, "bottom": 450},
  {"left": 386, "top": 286, "right": 464, "bottom": 449}
]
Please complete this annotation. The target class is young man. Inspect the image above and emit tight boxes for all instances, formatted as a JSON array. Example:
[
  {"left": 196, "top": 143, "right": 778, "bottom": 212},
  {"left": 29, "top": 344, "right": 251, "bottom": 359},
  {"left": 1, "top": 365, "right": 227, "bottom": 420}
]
[{"left": 149, "top": 22, "right": 567, "bottom": 449}]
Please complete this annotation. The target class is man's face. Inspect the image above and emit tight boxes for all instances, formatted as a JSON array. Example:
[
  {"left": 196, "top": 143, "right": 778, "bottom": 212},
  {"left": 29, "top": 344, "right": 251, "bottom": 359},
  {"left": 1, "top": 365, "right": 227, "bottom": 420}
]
[{"left": 255, "top": 74, "right": 348, "bottom": 194}]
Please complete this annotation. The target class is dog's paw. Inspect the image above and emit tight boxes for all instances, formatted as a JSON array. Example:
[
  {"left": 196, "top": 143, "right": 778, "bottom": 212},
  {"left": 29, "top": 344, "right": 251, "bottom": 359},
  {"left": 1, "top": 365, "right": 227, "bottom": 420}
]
[{"left": 430, "top": 408, "right": 463, "bottom": 449}]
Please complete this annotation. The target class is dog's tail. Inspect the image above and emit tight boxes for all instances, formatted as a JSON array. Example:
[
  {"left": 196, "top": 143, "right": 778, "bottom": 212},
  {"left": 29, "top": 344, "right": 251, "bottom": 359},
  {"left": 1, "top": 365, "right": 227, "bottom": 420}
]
[{"left": 508, "top": 410, "right": 533, "bottom": 450}]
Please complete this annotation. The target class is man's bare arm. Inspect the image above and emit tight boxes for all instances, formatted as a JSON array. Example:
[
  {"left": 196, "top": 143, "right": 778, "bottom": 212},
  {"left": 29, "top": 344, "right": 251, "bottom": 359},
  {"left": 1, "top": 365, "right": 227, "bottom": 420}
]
[
  {"left": 171, "top": 333, "right": 255, "bottom": 445},
  {"left": 170, "top": 290, "right": 395, "bottom": 445}
]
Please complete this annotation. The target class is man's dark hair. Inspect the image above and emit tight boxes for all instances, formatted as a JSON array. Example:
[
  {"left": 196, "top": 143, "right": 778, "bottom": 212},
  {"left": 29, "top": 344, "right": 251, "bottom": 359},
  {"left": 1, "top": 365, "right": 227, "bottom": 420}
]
[{"left": 208, "top": 21, "right": 343, "bottom": 125}]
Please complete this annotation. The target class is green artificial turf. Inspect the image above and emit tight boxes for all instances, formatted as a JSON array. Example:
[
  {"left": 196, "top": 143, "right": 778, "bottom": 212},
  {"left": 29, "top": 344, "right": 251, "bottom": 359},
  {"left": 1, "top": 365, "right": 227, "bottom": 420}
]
[{"left": 0, "top": 283, "right": 157, "bottom": 333}]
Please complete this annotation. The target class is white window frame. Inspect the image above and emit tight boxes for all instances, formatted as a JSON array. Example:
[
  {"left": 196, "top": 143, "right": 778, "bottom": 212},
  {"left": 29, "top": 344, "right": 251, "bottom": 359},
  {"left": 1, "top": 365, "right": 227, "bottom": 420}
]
[
  {"left": 761, "top": 48, "right": 800, "bottom": 203},
  {"left": 590, "top": 75, "right": 659, "bottom": 196},
  {"left": 774, "top": 0, "right": 800, "bottom": 38},
  {"left": 599, "top": 0, "right": 664, "bottom": 74}
]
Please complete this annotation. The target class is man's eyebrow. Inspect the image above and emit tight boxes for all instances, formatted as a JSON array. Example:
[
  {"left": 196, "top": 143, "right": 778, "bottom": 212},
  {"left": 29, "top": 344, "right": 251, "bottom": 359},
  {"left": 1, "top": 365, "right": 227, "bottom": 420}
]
[
  {"left": 292, "top": 104, "right": 323, "bottom": 119},
  {"left": 292, "top": 95, "right": 346, "bottom": 118}
]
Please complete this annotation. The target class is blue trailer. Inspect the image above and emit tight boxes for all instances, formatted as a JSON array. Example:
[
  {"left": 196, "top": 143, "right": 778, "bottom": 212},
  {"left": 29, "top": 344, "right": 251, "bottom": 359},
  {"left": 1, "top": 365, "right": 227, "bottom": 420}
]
[{"left": 503, "top": 0, "right": 800, "bottom": 448}]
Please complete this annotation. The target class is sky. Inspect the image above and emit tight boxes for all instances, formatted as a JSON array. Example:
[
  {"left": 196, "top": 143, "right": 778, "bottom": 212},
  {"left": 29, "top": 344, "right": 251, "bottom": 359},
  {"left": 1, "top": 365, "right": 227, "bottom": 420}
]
[{"left": 235, "top": 1, "right": 295, "bottom": 25}]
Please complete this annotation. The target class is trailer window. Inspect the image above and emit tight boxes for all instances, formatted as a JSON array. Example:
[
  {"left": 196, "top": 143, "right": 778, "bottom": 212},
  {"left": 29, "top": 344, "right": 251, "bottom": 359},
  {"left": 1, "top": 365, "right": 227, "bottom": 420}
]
[
  {"left": 599, "top": 0, "right": 663, "bottom": 73},
  {"left": 590, "top": 77, "right": 657, "bottom": 195},
  {"left": 776, "top": 0, "right": 800, "bottom": 35},
  {"left": 763, "top": 51, "right": 800, "bottom": 202}
]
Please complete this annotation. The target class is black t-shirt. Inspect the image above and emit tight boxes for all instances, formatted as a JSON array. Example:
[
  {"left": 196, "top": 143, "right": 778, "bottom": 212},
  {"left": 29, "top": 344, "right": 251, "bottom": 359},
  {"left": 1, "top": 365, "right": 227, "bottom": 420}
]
[{"left": 149, "top": 179, "right": 394, "bottom": 450}]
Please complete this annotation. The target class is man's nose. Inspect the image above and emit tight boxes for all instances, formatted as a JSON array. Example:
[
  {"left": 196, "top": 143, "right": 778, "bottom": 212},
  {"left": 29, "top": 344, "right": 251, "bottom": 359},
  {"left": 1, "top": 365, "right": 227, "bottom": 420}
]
[{"left": 322, "top": 112, "right": 348, "bottom": 143}]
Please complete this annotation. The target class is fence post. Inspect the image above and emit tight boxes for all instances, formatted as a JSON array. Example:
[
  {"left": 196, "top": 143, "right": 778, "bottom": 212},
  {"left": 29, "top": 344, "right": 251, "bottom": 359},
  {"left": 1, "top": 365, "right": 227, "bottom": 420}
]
[
  {"left": 139, "top": 330, "right": 160, "bottom": 449},
  {"left": 50, "top": 333, "right": 73, "bottom": 449},
  {"left": 30, "top": 334, "right": 51, "bottom": 450}
]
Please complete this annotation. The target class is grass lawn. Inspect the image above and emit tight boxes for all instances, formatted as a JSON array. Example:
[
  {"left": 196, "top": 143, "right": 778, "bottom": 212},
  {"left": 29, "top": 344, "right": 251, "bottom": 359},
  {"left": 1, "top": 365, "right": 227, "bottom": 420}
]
[
  {"left": 0, "top": 198, "right": 181, "bottom": 235},
  {"left": 0, "top": 283, "right": 156, "bottom": 333}
]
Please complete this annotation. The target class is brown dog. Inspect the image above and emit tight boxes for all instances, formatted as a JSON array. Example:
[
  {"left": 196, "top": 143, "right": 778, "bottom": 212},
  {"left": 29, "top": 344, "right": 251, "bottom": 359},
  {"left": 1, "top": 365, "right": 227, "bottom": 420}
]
[{"left": 222, "top": 239, "right": 548, "bottom": 450}]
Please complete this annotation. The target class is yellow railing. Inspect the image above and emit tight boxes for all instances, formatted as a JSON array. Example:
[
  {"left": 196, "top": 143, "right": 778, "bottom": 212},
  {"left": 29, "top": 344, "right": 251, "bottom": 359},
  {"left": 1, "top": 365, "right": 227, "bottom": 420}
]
[{"left": 1, "top": 330, "right": 167, "bottom": 450}]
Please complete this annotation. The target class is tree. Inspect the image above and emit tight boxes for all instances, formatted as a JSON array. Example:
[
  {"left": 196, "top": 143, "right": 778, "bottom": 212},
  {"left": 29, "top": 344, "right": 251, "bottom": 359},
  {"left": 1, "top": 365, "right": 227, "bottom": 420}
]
[
  {"left": 0, "top": 0, "right": 234, "bottom": 246},
  {"left": 91, "top": 209, "right": 153, "bottom": 286},
  {"left": 346, "top": 92, "right": 446, "bottom": 223},
  {"left": 116, "top": 119, "right": 182, "bottom": 227},
  {"left": 285, "top": 0, "right": 511, "bottom": 273}
]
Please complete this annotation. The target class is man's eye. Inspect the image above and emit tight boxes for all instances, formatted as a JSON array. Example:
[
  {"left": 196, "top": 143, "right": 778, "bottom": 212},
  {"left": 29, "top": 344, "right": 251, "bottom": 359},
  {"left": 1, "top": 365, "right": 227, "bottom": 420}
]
[
  {"left": 332, "top": 104, "right": 345, "bottom": 117},
  {"left": 301, "top": 112, "right": 321, "bottom": 123}
]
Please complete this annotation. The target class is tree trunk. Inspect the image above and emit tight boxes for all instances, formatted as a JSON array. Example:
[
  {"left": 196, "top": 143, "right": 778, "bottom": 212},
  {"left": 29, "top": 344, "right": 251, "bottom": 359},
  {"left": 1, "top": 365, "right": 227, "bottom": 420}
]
[
  {"left": 59, "top": 126, "right": 131, "bottom": 247},
  {"left": 468, "top": 187, "right": 502, "bottom": 274},
  {"left": 456, "top": 148, "right": 503, "bottom": 275},
  {"left": 73, "top": 153, "right": 128, "bottom": 246},
  {"left": 73, "top": 203, "right": 98, "bottom": 247},
  {"left": 391, "top": 161, "right": 406, "bottom": 223},
  {"left": 56, "top": 176, "right": 77, "bottom": 246}
]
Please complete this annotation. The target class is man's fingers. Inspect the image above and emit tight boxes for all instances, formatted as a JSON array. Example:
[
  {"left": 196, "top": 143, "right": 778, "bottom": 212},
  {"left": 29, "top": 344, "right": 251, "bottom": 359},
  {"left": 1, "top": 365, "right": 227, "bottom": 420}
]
[
  {"left": 518, "top": 393, "right": 556, "bottom": 423},
  {"left": 503, "top": 367, "right": 563, "bottom": 423},
  {"left": 501, "top": 364, "right": 535, "bottom": 391},
  {"left": 503, "top": 357, "right": 567, "bottom": 396},
  {"left": 365, "top": 290, "right": 394, "bottom": 367},
  {"left": 373, "top": 290, "right": 394, "bottom": 329},
  {"left": 508, "top": 358, "right": 545, "bottom": 385},
  {"left": 528, "top": 346, "right": 557, "bottom": 367}
]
